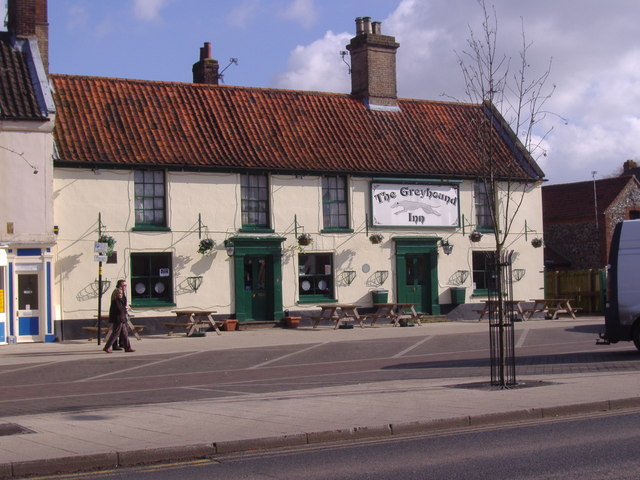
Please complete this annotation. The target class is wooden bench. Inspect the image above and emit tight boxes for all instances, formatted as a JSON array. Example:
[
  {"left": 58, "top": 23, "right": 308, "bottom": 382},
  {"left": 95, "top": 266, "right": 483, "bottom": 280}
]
[
  {"left": 82, "top": 325, "right": 144, "bottom": 341},
  {"left": 163, "top": 321, "right": 225, "bottom": 336},
  {"left": 359, "top": 313, "right": 387, "bottom": 326}
]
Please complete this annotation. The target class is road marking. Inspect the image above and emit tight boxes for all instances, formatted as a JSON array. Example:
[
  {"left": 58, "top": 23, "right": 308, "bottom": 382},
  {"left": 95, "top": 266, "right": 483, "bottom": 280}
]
[
  {"left": 248, "top": 342, "right": 328, "bottom": 369},
  {"left": 75, "top": 350, "right": 204, "bottom": 382},
  {"left": 392, "top": 336, "right": 433, "bottom": 358},
  {"left": 516, "top": 326, "right": 530, "bottom": 349},
  {"left": 22, "top": 458, "right": 218, "bottom": 479}
]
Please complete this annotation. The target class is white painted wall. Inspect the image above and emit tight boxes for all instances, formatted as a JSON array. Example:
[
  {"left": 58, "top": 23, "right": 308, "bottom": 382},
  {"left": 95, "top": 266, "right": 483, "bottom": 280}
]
[
  {"left": 52, "top": 168, "right": 545, "bottom": 322},
  {"left": 0, "top": 120, "right": 55, "bottom": 245}
]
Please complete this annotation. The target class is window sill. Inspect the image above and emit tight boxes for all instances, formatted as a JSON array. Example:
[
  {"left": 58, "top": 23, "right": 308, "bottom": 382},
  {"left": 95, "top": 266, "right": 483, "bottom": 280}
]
[
  {"left": 320, "top": 228, "right": 354, "bottom": 234},
  {"left": 239, "top": 227, "right": 275, "bottom": 234},
  {"left": 297, "top": 297, "right": 338, "bottom": 304},
  {"left": 132, "top": 225, "right": 171, "bottom": 232},
  {"left": 131, "top": 300, "right": 176, "bottom": 308}
]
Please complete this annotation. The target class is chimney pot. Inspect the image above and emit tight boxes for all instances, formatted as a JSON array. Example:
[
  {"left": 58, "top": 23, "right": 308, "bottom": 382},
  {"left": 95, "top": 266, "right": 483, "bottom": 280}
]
[
  {"left": 363, "top": 16, "right": 372, "bottom": 34},
  {"left": 372, "top": 21, "right": 381, "bottom": 35},
  {"left": 200, "top": 42, "right": 212, "bottom": 60},
  {"left": 623, "top": 159, "right": 638, "bottom": 173},
  {"left": 355, "top": 17, "right": 364, "bottom": 35}
]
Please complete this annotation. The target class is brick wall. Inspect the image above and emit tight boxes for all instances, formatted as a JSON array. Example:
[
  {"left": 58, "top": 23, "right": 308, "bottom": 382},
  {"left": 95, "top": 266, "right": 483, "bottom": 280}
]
[{"left": 7, "top": 0, "right": 48, "bottom": 73}]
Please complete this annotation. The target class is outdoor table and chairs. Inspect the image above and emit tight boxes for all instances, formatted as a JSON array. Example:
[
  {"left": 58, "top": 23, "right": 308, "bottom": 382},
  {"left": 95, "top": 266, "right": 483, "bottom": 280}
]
[
  {"left": 475, "top": 300, "right": 526, "bottom": 321},
  {"left": 366, "top": 303, "right": 422, "bottom": 327},
  {"left": 86, "top": 314, "right": 144, "bottom": 341},
  {"left": 166, "top": 310, "right": 220, "bottom": 336},
  {"left": 524, "top": 299, "right": 580, "bottom": 320},
  {"left": 311, "top": 304, "right": 364, "bottom": 329}
]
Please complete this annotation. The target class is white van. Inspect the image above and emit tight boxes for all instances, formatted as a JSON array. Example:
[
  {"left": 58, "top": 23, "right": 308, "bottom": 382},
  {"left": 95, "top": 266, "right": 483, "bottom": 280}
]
[{"left": 602, "top": 219, "right": 640, "bottom": 350}]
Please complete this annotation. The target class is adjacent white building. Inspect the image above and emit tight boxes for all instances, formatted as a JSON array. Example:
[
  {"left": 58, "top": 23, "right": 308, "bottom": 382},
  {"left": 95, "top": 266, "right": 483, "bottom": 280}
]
[{"left": 0, "top": 0, "right": 56, "bottom": 343}]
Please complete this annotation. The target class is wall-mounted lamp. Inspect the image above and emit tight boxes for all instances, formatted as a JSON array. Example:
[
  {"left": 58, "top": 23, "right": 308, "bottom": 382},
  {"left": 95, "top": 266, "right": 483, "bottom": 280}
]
[
  {"left": 186, "top": 276, "right": 203, "bottom": 292},
  {"left": 224, "top": 239, "right": 235, "bottom": 256},
  {"left": 441, "top": 239, "right": 454, "bottom": 255}
]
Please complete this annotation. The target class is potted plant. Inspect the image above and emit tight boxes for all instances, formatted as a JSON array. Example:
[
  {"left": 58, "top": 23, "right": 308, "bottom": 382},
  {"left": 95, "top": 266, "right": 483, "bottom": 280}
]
[
  {"left": 197, "top": 238, "right": 216, "bottom": 256},
  {"left": 98, "top": 234, "right": 116, "bottom": 257},
  {"left": 285, "top": 316, "right": 301, "bottom": 328},
  {"left": 469, "top": 230, "right": 483, "bottom": 242},
  {"left": 297, "top": 233, "right": 312, "bottom": 246},
  {"left": 222, "top": 319, "right": 238, "bottom": 331},
  {"left": 531, "top": 238, "right": 543, "bottom": 248},
  {"left": 369, "top": 233, "right": 384, "bottom": 244}
]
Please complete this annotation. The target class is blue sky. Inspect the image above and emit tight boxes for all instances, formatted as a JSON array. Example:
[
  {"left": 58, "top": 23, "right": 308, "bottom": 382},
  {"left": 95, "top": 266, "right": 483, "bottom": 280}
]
[{"left": 8, "top": 0, "right": 640, "bottom": 185}]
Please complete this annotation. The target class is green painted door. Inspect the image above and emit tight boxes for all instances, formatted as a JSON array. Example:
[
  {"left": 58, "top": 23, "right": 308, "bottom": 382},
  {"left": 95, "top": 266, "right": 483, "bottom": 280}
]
[
  {"left": 243, "top": 255, "right": 272, "bottom": 321},
  {"left": 395, "top": 238, "right": 440, "bottom": 315},
  {"left": 403, "top": 254, "right": 427, "bottom": 311}
]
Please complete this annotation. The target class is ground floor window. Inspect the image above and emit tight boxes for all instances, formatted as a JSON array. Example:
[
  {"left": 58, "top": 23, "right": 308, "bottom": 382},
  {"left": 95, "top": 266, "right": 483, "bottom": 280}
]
[
  {"left": 472, "top": 250, "right": 497, "bottom": 295},
  {"left": 130, "top": 253, "right": 173, "bottom": 306},
  {"left": 298, "top": 253, "right": 334, "bottom": 302}
]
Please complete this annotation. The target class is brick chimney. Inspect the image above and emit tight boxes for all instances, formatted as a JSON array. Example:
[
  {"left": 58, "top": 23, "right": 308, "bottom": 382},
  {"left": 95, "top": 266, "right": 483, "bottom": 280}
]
[
  {"left": 192, "top": 42, "right": 220, "bottom": 85},
  {"left": 346, "top": 17, "right": 400, "bottom": 110},
  {"left": 623, "top": 159, "right": 638, "bottom": 174},
  {"left": 7, "top": 0, "right": 49, "bottom": 74}
]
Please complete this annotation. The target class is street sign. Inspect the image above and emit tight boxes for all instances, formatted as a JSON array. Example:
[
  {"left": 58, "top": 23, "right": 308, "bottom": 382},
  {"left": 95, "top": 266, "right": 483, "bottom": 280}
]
[
  {"left": 94, "top": 242, "right": 108, "bottom": 254},
  {"left": 94, "top": 254, "right": 108, "bottom": 262}
]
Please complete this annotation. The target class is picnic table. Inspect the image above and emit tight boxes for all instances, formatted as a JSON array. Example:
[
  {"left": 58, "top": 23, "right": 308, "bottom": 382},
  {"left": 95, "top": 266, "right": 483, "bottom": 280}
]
[
  {"left": 85, "top": 315, "right": 144, "bottom": 341},
  {"left": 475, "top": 300, "right": 526, "bottom": 321},
  {"left": 311, "top": 304, "right": 364, "bottom": 329},
  {"left": 524, "top": 299, "right": 581, "bottom": 320},
  {"left": 166, "top": 310, "right": 220, "bottom": 336},
  {"left": 364, "top": 303, "right": 422, "bottom": 327}
]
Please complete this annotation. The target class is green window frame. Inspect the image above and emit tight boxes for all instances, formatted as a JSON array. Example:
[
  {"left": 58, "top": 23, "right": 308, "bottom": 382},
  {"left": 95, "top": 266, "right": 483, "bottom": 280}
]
[
  {"left": 130, "top": 252, "right": 174, "bottom": 307},
  {"left": 241, "top": 173, "right": 270, "bottom": 230},
  {"left": 474, "top": 181, "right": 494, "bottom": 232},
  {"left": 472, "top": 250, "right": 497, "bottom": 296},
  {"left": 134, "top": 170, "right": 167, "bottom": 229},
  {"left": 322, "top": 176, "right": 350, "bottom": 231},
  {"left": 298, "top": 253, "right": 336, "bottom": 303}
]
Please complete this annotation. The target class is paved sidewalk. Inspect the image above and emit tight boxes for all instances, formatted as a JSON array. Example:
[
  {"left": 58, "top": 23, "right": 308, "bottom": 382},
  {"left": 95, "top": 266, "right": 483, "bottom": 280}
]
[{"left": 1, "top": 317, "right": 639, "bottom": 478}]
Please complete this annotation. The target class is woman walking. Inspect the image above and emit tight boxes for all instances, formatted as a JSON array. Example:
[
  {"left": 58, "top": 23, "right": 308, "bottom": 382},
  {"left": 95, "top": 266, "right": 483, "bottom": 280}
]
[{"left": 103, "top": 288, "right": 135, "bottom": 353}]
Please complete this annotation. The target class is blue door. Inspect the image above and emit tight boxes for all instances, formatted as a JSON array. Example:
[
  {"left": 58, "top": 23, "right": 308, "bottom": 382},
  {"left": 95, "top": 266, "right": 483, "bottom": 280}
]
[{"left": 17, "top": 273, "right": 40, "bottom": 337}]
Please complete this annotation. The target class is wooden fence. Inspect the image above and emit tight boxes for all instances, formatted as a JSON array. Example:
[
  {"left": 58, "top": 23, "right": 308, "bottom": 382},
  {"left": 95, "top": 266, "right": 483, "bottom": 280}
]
[{"left": 544, "top": 269, "right": 607, "bottom": 314}]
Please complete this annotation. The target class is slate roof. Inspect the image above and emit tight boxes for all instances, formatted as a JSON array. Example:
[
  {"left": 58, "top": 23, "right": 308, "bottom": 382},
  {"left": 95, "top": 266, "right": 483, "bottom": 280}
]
[
  {"left": 542, "top": 176, "right": 640, "bottom": 222},
  {"left": 0, "top": 32, "right": 47, "bottom": 121},
  {"left": 51, "top": 74, "right": 544, "bottom": 179}
]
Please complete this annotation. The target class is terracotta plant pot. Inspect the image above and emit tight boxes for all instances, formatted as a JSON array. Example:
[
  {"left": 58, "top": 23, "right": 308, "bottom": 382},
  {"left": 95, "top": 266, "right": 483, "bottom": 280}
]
[
  {"left": 223, "top": 319, "right": 238, "bottom": 331},
  {"left": 285, "top": 316, "right": 301, "bottom": 328}
]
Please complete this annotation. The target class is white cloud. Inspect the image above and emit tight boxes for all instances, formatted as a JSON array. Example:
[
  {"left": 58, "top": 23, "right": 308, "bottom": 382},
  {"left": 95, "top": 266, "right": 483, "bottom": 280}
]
[
  {"left": 272, "top": 31, "right": 351, "bottom": 92},
  {"left": 132, "top": 0, "right": 170, "bottom": 22},
  {"left": 280, "top": 0, "right": 318, "bottom": 29},
  {"left": 271, "top": 0, "right": 640, "bottom": 185},
  {"left": 227, "top": 0, "right": 261, "bottom": 28}
]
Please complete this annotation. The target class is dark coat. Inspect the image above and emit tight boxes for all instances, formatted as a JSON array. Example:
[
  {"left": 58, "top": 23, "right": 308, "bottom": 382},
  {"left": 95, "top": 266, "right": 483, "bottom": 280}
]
[{"left": 108, "top": 290, "right": 127, "bottom": 324}]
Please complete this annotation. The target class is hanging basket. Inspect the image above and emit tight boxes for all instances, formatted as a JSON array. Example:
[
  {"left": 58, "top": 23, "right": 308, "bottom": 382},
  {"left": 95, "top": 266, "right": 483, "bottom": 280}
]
[
  {"left": 197, "top": 238, "right": 216, "bottom": 256},
  {"left": 297, "top": 234, "right": 312, "bottom": 246},
  {"left": 531, "top": 238, "right": 543, "bottom": 248},
  {"left": 469, "top": 230, "right": 483, "bottom": 242},
  {"left": 98, "top": 235, "right": 116, "bottom": 256},
  {"left": 369, "top": 233, "right": 384, "bottom": 244}
]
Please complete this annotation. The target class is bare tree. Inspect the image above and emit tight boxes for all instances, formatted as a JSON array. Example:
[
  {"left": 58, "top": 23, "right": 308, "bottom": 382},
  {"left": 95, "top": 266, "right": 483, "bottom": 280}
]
[{"left": 456, "top": 0, "right": 557, "bottom": 386}]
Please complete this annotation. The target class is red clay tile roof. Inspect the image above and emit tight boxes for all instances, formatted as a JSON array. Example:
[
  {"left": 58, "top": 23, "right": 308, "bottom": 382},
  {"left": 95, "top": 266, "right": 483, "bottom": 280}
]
[
  {"left": 0, "top": 33, "right": 47, "bottom": 121},
  {"left": 51, "top": 74, "right": 543, "bottom": 179},
  {"left": 542, "top": 176, "right": 640, "bottom": 221}
]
